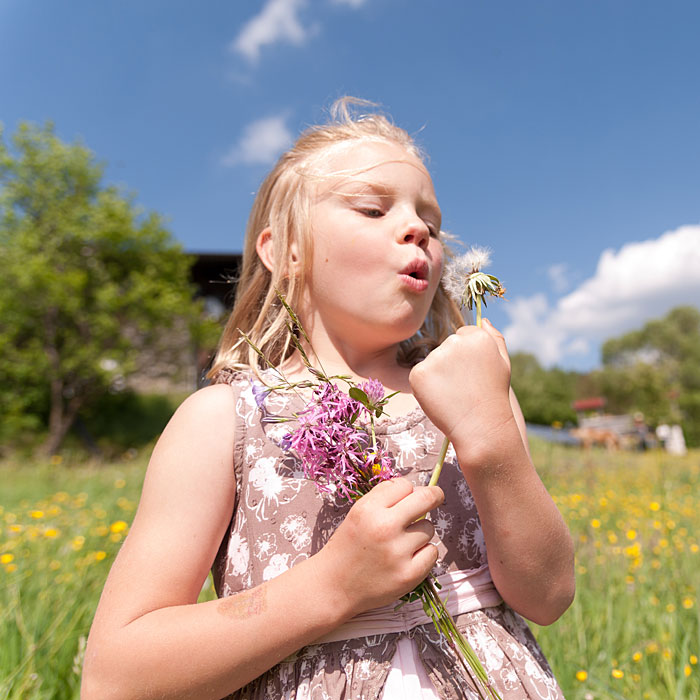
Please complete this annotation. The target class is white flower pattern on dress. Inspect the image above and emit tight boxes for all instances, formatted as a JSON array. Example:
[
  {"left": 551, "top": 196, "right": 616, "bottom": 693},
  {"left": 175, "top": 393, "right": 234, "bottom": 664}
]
[
  {"left": 262, "top": 552, "right": 290, "bottom": 581},
  {"left": 254, "top": 532, "right": 278, "bottom": 560},
  {"left": 225, "top": 531, "right": 250, "bottom": 578},
  {"left": 280, "top": 514, "right": 312, "bottom": 551},
  {"left": 247, "top": 456, "right": 302, "bottom": 521}
]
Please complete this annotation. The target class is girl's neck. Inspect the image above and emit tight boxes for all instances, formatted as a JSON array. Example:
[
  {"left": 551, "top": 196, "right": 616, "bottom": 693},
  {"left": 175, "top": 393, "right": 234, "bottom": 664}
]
[{"left": 278, "top": 339, "right": 422, "bottom": 418}]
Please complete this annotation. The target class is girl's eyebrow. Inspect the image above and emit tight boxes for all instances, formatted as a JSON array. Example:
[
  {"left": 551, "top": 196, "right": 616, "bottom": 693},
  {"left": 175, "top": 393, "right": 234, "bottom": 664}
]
[
  {"left": 331, "top": 180, "right": 392, "bottom": 197},
  {"left": 327, "top": 180, "right": 442, "bottom": 222}
]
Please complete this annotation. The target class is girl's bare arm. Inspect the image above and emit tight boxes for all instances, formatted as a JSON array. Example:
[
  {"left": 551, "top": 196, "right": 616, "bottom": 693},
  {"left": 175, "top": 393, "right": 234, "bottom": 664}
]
[
  {"left": 410, "top": 321, "right": 575, "bottom": 626},
  {"left": 82, "top": 384, "right": 443, "bottom": 700}
]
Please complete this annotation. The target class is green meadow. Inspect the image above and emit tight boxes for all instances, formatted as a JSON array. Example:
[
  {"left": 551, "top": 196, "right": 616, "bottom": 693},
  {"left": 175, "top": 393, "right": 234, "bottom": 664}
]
[{"left": 1, "top": 440, "right": 698, "bottom": 699}]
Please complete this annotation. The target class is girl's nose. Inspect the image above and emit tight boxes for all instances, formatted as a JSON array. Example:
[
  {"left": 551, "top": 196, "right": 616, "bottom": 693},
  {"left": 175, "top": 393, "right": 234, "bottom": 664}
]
[{"left": 399, "top": 218, "right": 430, "bottom": 250}]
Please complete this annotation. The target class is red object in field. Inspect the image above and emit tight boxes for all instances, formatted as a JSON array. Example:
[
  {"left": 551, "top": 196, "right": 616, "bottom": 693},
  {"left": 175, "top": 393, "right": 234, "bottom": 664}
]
[{"left": 572, "top": 397, "right": 607, "bottom": 412}]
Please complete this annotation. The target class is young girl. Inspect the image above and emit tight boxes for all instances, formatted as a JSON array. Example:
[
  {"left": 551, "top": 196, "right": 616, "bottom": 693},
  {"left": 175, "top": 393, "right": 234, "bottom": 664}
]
[{"left": 82, "top": 98, "right": 575, "bottom": 700}]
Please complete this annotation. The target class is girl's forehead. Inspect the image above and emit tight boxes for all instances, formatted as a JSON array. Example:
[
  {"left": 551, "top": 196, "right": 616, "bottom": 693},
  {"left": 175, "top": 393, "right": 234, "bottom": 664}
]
[{"left": 313, "top": 140, "right": 434, "bottom": 191}]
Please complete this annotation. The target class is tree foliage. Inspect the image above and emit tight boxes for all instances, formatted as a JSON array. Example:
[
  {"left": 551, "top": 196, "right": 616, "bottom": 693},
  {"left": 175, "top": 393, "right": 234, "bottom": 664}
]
[
  {"left": 593, "top": 306, "right": 700, "bottom": 446},
  {"left": 510, "top": 352, "right": 579, "bottom": 426},
  {"left": 0, "top": 122, "right": 215, "bottom": 453}
]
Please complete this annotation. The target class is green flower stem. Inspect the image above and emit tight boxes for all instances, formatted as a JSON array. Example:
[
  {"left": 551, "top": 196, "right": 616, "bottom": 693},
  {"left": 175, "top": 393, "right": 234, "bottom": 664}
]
[
  {"left": 415, "top": 578, "right": 502, "bottom": 700},
  {"left": 476, "top": 294, "right": 483, "bottom": 327},
  {"left": 428, "top": 436, "right": 450, "bottom": 487}
]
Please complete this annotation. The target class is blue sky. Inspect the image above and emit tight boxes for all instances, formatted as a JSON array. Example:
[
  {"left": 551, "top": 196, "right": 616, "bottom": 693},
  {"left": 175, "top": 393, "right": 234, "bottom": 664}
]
[{"left": 2, "top": 0, "right": 700, "bottom": 370}]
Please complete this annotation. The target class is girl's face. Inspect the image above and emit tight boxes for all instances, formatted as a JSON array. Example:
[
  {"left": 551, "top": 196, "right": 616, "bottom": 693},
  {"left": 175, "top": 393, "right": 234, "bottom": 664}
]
[{"left": 302, "top": 140, "right": 443, "bottom": 351}]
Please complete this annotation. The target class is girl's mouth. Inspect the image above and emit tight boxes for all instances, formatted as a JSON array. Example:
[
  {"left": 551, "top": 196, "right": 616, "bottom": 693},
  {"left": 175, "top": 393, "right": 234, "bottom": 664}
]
[{"left": 398, "top": 259, "right": 430, "bottom": 291}]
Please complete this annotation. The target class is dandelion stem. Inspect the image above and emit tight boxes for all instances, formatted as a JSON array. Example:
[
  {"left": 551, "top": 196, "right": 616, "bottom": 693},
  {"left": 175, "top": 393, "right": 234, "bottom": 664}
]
[
  {"left": 476, "top": 295, "right": 483, "bottom": 327},
  {"left": 428, "top": 436, "right": 450, "bottom": 487}
]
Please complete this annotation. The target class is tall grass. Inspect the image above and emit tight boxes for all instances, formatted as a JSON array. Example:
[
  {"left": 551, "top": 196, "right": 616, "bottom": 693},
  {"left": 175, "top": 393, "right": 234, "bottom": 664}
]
[
  {"left": 532, "top": 441, "right": 699, "bottom": 699},
  {"left": 1, "top": 442, "right": 698, "bottom": 699}
]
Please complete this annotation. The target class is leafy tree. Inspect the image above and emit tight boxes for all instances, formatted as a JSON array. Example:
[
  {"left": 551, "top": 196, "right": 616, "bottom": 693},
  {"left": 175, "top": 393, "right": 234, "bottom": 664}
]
[
  {"left": 0, "top": 122, "right": 216, "bottom": 454},
  {"left": 594, "top": 306, "right": 700, "bottom": 446},
  {"left": 510, "top": 352, "right": 579, "bottom": 426}
]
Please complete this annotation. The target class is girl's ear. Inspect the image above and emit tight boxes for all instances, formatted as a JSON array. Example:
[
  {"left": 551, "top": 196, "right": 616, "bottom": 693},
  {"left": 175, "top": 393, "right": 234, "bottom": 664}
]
[
  {"left": 256, "top": 227, "right": 275, "bottom": 273},
  {"left": 256, "top": 227, "right": 302, "bottom": 277}
]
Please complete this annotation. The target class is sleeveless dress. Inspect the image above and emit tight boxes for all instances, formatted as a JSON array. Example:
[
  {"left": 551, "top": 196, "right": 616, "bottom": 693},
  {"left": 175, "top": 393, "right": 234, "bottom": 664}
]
[{"left": 212, "top": 369, "right": 566, "bottom": 700}]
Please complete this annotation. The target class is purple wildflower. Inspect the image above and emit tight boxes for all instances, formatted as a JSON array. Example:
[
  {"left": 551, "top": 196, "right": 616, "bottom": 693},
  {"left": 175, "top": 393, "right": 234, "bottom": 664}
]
[
  {"left": 286, "top": 382, "right": 396, "bottom": 502},
  {"left": 358, "top": 378, "right": 385, "bottom": 406}
]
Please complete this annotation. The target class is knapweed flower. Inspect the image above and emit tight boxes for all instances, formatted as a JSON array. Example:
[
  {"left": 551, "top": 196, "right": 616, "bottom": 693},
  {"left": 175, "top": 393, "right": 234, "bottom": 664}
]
[
  {"left": 442, "top": 246, "right": 505, "bottom": 321},
  {"left": 357, "top": 378, "right": 385, "bottom": 406}
]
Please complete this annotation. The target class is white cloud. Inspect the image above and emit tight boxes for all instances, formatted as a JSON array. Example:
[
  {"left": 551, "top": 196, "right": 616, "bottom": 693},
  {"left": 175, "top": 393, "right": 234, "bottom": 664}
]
[
  {"left": 547, "top": 262, "right": 570, "bottom": 293},
  {"left": 231, "top": 0, "right": 311, "bottom": 63},
  {"left": 221, "top": 114, "right": 293, "bottom": 167},
  {"left": 503, "top": 225, "right": 700, "bottom": 367}
]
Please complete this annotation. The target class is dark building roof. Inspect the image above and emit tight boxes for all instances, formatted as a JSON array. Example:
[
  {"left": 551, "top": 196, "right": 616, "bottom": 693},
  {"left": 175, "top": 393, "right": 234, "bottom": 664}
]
[{"left": 189, "top": 252, "right": 242, "bottom": 308}]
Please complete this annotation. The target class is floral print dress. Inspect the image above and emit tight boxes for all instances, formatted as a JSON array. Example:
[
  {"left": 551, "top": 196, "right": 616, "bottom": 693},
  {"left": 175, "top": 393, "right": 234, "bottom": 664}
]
[{"left": 212, "top": 369, "right": 566, "bottom": 700}]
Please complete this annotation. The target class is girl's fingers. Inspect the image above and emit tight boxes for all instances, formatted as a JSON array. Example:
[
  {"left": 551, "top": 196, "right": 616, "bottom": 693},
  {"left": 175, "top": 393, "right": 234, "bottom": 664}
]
[
  {"left": 391, "top": 485, "right": 444, "bottom": 525},
  {"left": 363, "top": 477, "right": 415, "bottom": 508},
  {"left": 404, "top": 519, "right": 436, "bottom": 551},
  {"left": 482, "top": 318, "right": 511, "bottom": 367},
  {"left": 410, "top": 541, "right": 440, "bottom": 580}
]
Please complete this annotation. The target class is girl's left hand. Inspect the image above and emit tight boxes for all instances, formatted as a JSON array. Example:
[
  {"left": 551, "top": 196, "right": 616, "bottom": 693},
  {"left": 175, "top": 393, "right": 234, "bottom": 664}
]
[{"left": 409, "top": 319, "right": 514, "bottom": 453}]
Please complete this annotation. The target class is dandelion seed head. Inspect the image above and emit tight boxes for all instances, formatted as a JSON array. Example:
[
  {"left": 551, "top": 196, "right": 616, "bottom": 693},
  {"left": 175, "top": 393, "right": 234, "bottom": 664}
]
[
  {"left": 464, "top": 246, "right": 492, "bottom": 272},
  {"left": 442, "top": 245, "right": 504, "bottom": 311}
]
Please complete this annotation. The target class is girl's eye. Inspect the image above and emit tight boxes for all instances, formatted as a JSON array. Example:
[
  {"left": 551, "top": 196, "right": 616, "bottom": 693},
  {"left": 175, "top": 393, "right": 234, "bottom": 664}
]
[{"left": 359, "top": 207, "right": 384, "bottom": 218}]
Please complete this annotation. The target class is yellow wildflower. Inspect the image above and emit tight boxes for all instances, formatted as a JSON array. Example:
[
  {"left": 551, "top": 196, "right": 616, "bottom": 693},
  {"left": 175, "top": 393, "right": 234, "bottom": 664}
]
[
  {"left": 575, "top": 670, "right": 588, "bottom": 682},
  {"left": 611, "top": 669, "right": 624, "bottom": 679},
  {"left": 1, "top": 553, "right": 14, "bottom": 564}
]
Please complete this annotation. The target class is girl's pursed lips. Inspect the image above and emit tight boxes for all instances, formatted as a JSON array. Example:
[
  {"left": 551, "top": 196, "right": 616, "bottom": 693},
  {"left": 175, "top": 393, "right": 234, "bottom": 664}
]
[
  {"left": 398, "top": 259, "right": 429, "bottom": 281},
  {"left": 398, "top": 258, "right": 431, "bottom": 292},
  {"left": 398, "top": 274, "right": 430, "bottom": 292}
]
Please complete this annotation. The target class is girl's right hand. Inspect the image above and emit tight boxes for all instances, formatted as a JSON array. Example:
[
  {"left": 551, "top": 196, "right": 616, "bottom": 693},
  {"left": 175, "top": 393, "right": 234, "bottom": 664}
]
[{"left": 314, "top": 478, "right": 444, "bottom": 616}]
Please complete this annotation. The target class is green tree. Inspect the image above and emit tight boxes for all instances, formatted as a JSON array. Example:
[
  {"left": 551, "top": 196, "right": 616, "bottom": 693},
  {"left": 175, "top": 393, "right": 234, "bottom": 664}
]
[
  {"left": 0, "top": 122, "right": 215, "bottom": 454},
  {"left": 510, "top": 352, "right": 579, "bottom": 426},
  {"left": 594, "top": 306, "right": 700, "bottom": 446}
]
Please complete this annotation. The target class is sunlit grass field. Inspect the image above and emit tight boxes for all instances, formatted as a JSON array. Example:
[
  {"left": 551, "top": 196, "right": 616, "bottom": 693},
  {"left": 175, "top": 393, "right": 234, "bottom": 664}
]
[{"left": 1, "top": 441, "right": 698, "bottom": 699}]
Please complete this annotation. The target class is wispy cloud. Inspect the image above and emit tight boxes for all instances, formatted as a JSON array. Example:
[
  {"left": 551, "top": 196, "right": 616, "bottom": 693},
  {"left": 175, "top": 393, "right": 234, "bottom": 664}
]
[
  {"left": 503, "top": 225, "right": 700, "bottom": 367},
  {"left": 331, "top": 0, "right": 368, "bottom": 6},
  {"left": 221, "top": 114, "right": 293, "bottom": 167},
  {"left": 231, "top": 0, "right": 312, "bottom": 63},
  {"left": 547, "top": 262, "right": 570, "bottom": 294},
  {"left": 230, "top": 0, "right": 367, "bottom": 64}
]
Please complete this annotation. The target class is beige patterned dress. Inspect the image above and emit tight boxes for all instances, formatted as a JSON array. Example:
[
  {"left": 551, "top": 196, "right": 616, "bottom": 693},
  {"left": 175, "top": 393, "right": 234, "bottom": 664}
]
[{"left": 212, "top": 369, "right": 566, "bottom": 700}]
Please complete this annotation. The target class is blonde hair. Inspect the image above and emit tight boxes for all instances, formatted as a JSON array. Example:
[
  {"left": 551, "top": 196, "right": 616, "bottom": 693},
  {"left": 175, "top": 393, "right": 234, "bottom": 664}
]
[{"left": 207, "top": 97, "right": 464, "bottom": 379}]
